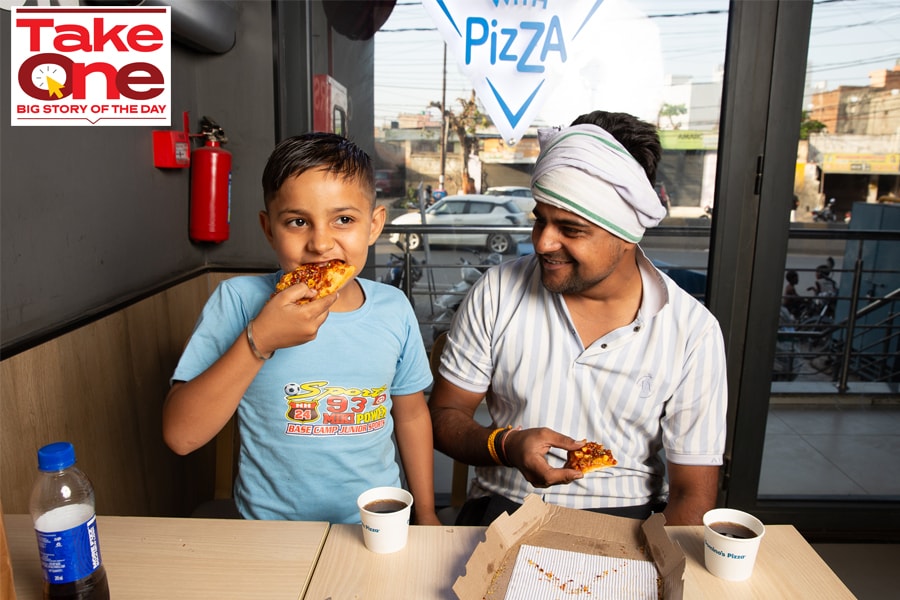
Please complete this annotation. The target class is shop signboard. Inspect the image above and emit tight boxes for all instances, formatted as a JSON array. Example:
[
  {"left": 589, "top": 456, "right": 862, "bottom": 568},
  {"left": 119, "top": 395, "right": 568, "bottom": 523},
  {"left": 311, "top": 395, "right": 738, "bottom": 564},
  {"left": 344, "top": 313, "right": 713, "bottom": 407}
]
[{"left": 821, "top": 153, "right": 900, "bottom": 174}]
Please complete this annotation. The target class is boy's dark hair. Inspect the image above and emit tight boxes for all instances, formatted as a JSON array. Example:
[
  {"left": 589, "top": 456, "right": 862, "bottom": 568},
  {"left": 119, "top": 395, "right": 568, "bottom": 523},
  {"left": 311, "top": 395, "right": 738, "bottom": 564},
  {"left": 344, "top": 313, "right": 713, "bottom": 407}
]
[
  {"left": 786, "top": 270, "right": 799, "bottom": 285},
  {"left": 262, "top": 132, "right": 374, "bottom": 206},
  {"left": 570, "top": 110, "right": 661, "bottom": 185}
]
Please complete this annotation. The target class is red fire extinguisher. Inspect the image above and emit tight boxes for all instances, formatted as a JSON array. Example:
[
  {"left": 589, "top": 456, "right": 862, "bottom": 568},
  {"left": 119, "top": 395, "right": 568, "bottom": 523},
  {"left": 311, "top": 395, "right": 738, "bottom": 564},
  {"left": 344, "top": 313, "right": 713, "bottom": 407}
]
[{"left": 190, "top": 117, "right": 231, "bottom": 243}]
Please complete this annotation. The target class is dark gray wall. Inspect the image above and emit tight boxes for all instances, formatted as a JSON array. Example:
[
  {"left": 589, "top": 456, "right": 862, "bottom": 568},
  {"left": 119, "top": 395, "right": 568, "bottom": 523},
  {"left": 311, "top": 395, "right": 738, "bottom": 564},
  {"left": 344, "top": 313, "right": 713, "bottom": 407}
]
[
  {"left": 1, "top": 1, "right": 377, "bottom": 352},
  {"left": 0, "top": 2, "right": 275, "bottom": 351}
]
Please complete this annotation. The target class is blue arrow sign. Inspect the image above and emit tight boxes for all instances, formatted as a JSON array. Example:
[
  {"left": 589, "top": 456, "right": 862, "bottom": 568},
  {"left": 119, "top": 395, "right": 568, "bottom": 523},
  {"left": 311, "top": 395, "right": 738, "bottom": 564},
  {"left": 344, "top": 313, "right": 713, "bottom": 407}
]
[{"left": 423, "top": 0, "right": 605, "bottom": 145}]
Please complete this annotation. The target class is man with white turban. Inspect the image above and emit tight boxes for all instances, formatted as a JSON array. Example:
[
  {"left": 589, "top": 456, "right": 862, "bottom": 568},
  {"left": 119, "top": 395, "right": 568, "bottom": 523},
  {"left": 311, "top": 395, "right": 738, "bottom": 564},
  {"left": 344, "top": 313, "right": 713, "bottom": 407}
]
[{"left": 429, "top": 111, "right": 728, "bottom": 527}]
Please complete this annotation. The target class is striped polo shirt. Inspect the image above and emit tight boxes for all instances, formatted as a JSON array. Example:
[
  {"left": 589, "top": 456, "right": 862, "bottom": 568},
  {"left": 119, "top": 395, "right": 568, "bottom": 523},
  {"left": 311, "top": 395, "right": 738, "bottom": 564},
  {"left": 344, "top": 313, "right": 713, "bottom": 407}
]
[{"left": 439, "top": 250, "right": 727, "bottom": 510}]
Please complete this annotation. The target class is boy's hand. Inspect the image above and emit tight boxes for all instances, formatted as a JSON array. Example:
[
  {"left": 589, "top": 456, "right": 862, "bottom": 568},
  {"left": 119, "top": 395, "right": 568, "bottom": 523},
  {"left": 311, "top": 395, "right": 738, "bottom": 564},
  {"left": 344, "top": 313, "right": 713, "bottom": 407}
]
[{"left": 249, "top": 285, "right": 340, "bottom": 356}]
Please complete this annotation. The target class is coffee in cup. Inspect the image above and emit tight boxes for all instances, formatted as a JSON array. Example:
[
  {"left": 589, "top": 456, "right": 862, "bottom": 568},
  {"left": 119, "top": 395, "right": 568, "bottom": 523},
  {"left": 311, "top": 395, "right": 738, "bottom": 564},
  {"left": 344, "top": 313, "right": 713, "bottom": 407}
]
[
  {"left": 362, "top": 498, "right": 408, "bottom": 514},
  {"left": 709, "top": 520, "right": 758, "bottom": 539}
]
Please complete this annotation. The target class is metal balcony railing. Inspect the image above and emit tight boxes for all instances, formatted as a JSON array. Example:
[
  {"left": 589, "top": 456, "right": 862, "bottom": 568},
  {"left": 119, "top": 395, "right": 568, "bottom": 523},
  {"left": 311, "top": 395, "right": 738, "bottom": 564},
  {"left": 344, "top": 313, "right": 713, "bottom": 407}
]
[
  {"left": 773, "top": 230, "right": 899, "bottom": 394},
  {"left": 379, "top": 224, "right": 899, "bottom": 395}
]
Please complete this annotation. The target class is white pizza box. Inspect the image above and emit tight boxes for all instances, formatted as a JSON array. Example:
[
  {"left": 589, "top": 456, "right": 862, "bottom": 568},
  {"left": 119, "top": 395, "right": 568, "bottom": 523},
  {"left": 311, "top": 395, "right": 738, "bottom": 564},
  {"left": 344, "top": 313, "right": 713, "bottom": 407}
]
[{"left": 453, "top": 494, "right": 686, "bottom": 599}]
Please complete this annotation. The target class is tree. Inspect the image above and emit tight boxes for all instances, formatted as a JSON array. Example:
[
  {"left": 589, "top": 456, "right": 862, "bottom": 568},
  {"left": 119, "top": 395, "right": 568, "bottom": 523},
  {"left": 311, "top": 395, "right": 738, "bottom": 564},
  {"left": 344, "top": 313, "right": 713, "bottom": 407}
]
[
  {"left": 658, "top": 103, "right": 687, "bottom": 130},
  {"left": 430, "top": 90, "right": 487, "bottom": 193},
  {"left": 799, "top": 110, "right": 827, "bottom": 140}
]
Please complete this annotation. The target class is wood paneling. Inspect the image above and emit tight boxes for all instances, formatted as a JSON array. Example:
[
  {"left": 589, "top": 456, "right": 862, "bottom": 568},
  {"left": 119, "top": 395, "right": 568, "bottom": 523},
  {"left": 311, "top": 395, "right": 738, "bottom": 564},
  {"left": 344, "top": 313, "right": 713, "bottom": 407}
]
[
  {"left": 0, "top": 273, "right": 247, "bottom": 517},
  {"left": 0, "top": 499, "right": 15, "bottom": 600}
]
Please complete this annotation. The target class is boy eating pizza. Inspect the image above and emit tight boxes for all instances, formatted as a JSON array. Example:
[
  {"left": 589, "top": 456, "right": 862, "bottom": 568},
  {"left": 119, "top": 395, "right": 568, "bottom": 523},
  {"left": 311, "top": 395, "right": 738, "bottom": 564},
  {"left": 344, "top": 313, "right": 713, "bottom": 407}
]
[{"left": 163, "top": 133, "right": 440, "bottom": 525}]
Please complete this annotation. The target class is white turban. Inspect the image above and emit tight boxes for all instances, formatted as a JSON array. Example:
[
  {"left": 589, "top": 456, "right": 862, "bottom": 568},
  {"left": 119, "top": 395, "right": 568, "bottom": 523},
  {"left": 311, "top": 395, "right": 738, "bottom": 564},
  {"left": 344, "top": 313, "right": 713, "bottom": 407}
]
[{"left": 531, "top": 124, "right": 666, "bottom": 243}]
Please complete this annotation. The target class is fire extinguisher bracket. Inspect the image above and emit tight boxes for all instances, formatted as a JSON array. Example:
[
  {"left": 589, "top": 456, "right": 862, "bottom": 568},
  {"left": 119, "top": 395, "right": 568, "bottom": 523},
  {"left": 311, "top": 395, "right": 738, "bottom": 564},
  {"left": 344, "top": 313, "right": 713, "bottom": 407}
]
[
  {"left": 153, "top": 110, "right": 192, "bottom": 169},
  {"left": 189, "top": 116, "right": 232, "bottom": 244},
  {"left": 153, "top": 131, "right": 191, "bottom": 168}
]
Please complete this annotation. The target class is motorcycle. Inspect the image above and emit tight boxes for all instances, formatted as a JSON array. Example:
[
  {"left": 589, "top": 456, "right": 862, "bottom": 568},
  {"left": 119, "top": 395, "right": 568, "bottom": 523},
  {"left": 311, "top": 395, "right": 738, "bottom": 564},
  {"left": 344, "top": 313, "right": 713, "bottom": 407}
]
[
  {"left": 431, "top": 250, "right": 502, "bottom": 341},
  {"left": 812, "top": 198, "right": 839, "bottom": 223},
  {"left": 381, "top": 252, "right": 423, "bottom": 307},
  {"left": 785, "top": 259, "right": 838, "bottom": 352}
]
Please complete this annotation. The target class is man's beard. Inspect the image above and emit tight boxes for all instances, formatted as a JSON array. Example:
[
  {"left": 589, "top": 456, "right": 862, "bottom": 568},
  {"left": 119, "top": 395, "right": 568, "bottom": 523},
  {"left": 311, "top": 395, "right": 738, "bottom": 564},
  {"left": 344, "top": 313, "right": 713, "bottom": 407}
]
[
  {"left": 539, "top": 243, "right": 625, "bottom": 295},
  {"left": 539, "top": 258, "right": 596, "bottom": 294}
]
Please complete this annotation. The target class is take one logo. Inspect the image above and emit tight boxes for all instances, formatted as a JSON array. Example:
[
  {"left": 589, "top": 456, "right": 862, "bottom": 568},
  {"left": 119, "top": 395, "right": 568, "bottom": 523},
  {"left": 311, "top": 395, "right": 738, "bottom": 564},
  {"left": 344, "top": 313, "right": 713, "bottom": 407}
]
[
  {"left": 423, "top": 0, "right": 604, "bottom": 145},
  {"left": 10, "top": 6, "right": 171, "bottom": 126}
]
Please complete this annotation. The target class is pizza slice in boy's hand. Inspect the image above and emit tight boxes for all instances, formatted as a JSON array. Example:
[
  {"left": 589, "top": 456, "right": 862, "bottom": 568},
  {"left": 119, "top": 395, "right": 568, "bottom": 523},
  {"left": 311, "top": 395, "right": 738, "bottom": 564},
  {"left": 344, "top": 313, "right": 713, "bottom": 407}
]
[
  {"left": 275, "top": 260, "right": 356, "bottom": 304},
  {"left": 565, "top": 441, "right": 617, "bottom": 474}
]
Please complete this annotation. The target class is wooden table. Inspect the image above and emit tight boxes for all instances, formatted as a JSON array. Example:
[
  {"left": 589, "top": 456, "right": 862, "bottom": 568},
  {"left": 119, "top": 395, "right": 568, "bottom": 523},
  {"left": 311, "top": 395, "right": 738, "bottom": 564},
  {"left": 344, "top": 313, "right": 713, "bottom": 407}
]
[
  {"left": 666, "top": 525, "right": 855, "bottom": 599},
  {"left": 303, "top": 524, "right": 484, "bottom": 599},
  {"left": 4, "top": 516, "right": 855, "bottom": 599},
  {"left": 3, "top": 514, "right": 329, "bottom": 600},
  {"left": 305, "top": 524, "right": 854, "bottom": 600}
]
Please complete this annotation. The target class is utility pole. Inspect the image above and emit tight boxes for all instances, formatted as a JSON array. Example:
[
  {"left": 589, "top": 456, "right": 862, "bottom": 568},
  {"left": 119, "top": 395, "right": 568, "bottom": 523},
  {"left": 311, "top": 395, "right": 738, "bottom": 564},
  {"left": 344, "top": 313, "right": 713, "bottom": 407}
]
[{"left": 439, "top": 42, "right": 447, "bottom": 195}]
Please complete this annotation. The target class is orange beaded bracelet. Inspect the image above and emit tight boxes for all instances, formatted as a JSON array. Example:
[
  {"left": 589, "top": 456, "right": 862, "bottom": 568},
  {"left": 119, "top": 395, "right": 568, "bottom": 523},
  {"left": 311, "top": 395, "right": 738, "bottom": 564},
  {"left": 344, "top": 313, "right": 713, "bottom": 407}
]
[{"left": 486, "top": 427, "right": 506, "bottom": 465}]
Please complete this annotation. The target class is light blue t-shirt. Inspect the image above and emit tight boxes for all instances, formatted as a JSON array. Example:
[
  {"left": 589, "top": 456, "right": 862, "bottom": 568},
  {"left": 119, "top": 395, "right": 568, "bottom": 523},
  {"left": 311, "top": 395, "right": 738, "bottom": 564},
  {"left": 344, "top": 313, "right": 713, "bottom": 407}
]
[{"left": 172, "top": 274, "right": 432, "bottom": 523}]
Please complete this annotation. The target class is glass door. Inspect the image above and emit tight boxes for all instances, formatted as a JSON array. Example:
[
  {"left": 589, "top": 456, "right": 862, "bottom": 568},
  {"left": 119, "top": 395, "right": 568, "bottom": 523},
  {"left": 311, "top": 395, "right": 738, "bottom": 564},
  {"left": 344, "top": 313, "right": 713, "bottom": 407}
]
[{"left": 716, "top": 0, "right": 900, "bottom": 540}]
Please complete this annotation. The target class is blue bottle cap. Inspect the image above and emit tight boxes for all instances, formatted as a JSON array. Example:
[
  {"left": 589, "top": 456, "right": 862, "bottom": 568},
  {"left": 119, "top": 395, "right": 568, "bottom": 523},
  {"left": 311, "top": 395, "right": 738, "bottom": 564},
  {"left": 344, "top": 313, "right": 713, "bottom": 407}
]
[{"left": 37, "top": 442, "right": 76, "bottom": 472}]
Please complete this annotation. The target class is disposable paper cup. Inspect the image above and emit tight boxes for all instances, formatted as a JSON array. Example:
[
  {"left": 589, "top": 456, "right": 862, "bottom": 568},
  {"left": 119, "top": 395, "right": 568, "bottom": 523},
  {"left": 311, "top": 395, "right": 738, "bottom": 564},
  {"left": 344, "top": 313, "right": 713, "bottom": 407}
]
[
  {"left": 357, "top": 486, "right": 413, "bottom": 554},
  {"left": 703, "top": 508, "right": 766, "bottom": 581}
]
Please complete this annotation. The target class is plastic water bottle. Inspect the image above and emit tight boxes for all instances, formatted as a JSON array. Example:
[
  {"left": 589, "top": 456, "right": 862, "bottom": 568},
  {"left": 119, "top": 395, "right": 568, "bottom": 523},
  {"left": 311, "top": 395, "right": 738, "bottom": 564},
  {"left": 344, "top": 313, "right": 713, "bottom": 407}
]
[{"left": 30, "top": 442, "right": 110, "bottom": 600}]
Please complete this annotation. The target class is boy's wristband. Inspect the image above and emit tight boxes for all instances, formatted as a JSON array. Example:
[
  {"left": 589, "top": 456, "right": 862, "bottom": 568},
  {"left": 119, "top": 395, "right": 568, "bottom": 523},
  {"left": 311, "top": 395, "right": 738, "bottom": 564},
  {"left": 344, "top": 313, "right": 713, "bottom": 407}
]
[{"left": 247, "top": 320, "right": 274, "bottom": 360}]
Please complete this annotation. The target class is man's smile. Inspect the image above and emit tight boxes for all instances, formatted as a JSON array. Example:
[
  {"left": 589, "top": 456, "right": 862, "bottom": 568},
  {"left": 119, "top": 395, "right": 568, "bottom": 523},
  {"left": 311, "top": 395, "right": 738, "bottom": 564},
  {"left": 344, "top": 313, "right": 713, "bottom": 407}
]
[{"left": 539, "top": 255, "right": 573, "bottom": 270}]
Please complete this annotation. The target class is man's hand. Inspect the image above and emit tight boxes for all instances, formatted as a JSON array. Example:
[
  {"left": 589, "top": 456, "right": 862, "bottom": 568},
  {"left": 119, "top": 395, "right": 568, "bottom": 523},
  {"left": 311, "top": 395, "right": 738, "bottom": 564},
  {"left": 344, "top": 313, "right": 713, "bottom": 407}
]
[
  {"left": 429, "top": 377, "right": 583, "bottom": 487},
  {"left": 503, "top": 427, "right": 585, "bottom": 488}
]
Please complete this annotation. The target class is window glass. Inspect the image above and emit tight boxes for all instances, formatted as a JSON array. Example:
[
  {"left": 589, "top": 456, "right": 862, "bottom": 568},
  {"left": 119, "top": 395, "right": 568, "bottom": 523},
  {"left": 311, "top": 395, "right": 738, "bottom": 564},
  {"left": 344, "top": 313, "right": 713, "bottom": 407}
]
[
  {"left": 373, "top": 0, "right": 899, "bottom": 530},
  {"left": 375, "top": 0, "right": 728, "bottom": 219},
  {"left": 374, "top": 0, "right": 729, "bottom": 339},
  {"left": 434, "top": 201, "right": 464, "bottom": 215},
  {"left": 761, "top": 0, "right": 900, "bottom": 502},
  {"left": 373, "top": 0, "right": 730, "bottom": 514}
]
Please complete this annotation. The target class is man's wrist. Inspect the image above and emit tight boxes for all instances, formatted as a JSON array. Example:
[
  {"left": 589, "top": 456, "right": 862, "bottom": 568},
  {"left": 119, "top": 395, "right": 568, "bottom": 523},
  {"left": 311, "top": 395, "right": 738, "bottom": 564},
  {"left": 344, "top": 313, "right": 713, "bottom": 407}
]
[{"left": 498, "top": 427, "right": 516, "bottom": 467}]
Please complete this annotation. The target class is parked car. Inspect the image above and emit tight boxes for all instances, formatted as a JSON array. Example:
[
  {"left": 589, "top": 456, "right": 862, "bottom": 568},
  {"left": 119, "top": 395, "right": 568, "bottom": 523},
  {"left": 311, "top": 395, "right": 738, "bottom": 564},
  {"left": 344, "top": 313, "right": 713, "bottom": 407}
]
[
  {"left": 389, "top": 194, "right": 530, "bottom": 254},
  {"left": 485, "top": 186, "right": 535, "bottom": 217},
  {"left": 375, "top": 169, "right": 403, "bottom": 197},
  {"left": 485, "top": 185, "right": 532, "bottom": 198}
]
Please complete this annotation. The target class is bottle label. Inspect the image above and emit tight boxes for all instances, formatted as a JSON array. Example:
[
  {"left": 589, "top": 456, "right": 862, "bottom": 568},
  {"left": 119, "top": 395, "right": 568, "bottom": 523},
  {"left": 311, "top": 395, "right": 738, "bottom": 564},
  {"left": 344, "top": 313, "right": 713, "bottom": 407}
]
[{"left": 35, "top": 514, "right": 103, "bottom": 584}]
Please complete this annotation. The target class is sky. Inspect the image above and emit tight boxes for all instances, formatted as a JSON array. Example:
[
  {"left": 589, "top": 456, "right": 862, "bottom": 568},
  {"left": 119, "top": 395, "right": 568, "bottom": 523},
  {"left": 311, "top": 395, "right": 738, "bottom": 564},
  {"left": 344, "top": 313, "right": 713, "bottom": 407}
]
[{"left": 374, "top": 0, "right": 900, "bottom": 127}]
